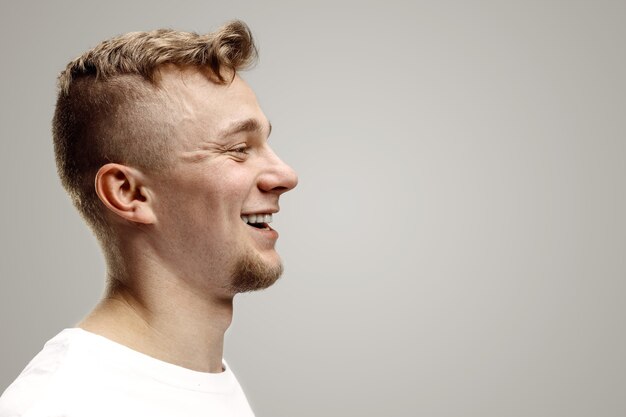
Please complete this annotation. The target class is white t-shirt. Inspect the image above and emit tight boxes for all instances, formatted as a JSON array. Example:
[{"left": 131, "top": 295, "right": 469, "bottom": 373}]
[{"left": 0, "top": 328, "right": 255, "bottom": 417}]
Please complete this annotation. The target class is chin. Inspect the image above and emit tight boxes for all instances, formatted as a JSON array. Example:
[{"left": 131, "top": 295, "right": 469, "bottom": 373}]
[{"left": 228, "top": 251, "right": 284, "bottom": 293}]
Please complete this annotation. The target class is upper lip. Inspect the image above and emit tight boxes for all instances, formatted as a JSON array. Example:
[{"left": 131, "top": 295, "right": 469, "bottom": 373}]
[{"left": 241, "top": 208, "right": 279, "bottom": 215}]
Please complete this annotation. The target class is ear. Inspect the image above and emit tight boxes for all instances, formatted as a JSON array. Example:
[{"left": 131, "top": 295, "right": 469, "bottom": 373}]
[{"left": 94, "top": 163, "right": 156, "bottom": 225}]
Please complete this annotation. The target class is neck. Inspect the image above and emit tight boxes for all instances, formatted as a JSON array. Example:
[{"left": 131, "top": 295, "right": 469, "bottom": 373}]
[{"left": 79, "top": 269, "right": 234, "bottom": 373}]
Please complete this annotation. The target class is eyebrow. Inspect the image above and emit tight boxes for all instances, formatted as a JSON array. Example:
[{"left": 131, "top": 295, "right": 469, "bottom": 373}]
[{"left": 217, "top": 118, "right": 272, "bottom": 140}]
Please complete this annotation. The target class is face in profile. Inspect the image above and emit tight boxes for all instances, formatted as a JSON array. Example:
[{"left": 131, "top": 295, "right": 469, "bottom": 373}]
[{"left": 148, "top": 67, "right": 298, "bottom": 295}]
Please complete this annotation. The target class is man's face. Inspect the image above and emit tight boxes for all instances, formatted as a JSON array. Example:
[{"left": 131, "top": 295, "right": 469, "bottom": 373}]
[{"left": 149, "top": 67, "right": 298, "bottom": 296}]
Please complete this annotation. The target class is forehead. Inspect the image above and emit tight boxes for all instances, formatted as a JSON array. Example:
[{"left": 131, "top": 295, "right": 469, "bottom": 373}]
[{"left": 157, "top": 66, "right": 267, "bottom": 146}]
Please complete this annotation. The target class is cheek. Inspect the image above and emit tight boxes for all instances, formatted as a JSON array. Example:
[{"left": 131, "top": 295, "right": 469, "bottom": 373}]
[
  {"left": 209, "top": 164, "right": 257, "bottom": 204},
  {"left": 156, "top": 163, "right": 256, "bottom": 219}
]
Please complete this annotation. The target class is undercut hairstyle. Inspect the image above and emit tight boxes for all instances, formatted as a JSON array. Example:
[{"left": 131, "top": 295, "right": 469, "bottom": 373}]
[{"left": 52, "top": 20, "right": 257, "bottom": 243}]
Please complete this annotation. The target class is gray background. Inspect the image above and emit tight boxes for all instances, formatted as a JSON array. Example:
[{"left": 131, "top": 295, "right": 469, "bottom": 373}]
[{"left": 1, "top": 1, "right": 625, "bottom": 416}]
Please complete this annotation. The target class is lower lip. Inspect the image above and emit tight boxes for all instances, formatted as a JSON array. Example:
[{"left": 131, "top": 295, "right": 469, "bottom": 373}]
[{"left": 247, "top": 223, "right": 279, "bottom": 239}]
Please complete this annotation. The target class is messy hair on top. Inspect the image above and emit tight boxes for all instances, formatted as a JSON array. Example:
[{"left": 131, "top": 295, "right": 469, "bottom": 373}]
[
  {"left": 57, "top": 20, "right": 257, "bottom": 94},
  {"left": 52, "top": 20, "right": 258, "bottom": 250}
]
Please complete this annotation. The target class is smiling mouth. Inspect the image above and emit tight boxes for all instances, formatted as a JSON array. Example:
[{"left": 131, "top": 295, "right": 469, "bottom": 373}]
[{"left": 241, "top": 214, "right": 273, "bottom": 230}]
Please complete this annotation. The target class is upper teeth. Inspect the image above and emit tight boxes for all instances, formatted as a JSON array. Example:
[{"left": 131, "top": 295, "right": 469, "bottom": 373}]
[{"left": 241, "top": 214, "right": 273, "bottom": 224}]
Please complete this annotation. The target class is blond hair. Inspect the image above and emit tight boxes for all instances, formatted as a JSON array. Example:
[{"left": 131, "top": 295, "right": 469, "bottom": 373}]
[{"left": 52, "top": 20, "right": 257, "bottom": 243}]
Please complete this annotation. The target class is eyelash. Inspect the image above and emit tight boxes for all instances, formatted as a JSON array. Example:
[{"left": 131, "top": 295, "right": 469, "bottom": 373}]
[{"left": 230, "top": 145, "right": 250, "bottom": 155}]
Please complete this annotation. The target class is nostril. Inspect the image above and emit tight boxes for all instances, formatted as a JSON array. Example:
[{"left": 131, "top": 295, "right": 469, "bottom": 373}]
[{"left": 258, "top": 159, "right": 298, "bottom": 193}]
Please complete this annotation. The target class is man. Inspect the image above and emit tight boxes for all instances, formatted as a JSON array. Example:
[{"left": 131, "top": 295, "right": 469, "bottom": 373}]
[{"left": 0, "top": 20, "right": 297, "bottom": 417}]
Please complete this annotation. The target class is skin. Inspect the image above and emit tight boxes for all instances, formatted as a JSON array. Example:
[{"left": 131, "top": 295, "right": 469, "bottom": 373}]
[{"left": 79, "top": 66, "right": 298, "bottom": 373}]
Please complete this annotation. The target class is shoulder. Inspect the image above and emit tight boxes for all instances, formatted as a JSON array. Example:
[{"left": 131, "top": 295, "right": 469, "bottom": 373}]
[{"left": 0, "top": 329, "right": 82, "bottom": 417}]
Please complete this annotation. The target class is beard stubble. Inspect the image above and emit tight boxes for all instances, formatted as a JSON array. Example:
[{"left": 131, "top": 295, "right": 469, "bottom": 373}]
[{"left": 228, "top": 250, "right": 283, "bottom": 293}]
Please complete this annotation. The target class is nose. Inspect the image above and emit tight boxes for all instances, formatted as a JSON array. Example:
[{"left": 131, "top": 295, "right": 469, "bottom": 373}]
[{"left": 258, "top": 146, "right": 298, "bottom": 195}]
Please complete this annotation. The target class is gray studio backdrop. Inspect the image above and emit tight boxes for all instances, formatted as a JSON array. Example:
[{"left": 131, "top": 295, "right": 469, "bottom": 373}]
[{"left": 1, "top": 1, "right": 625, "bottom": 416}]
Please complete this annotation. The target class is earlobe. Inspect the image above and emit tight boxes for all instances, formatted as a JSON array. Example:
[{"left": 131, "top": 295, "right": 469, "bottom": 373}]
[{"left": 95, "top": 163, "right": 156, "bottom": 225}]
